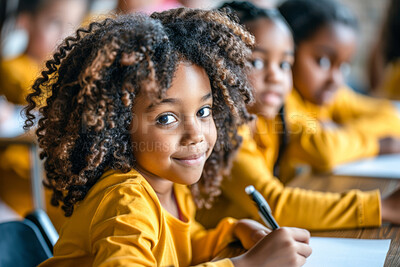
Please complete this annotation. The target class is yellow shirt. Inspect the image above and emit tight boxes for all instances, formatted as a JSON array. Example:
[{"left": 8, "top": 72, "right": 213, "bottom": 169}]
[
  {"left": 283, "top": 86, "right": 400, "bottom": 180},
  {"left": 0, "top": 54, "right": 39, "bottom": 105},
  {"left": 380, "top": 59, "right": 400, "bottom": 100},
  {"left": 40, "top": 169, "right": 236, "bottom": 267},
  {"left": 0, "top": 54, "right": 38, "bottom": 215},
  {"left": 196, "top": 116, "right": 381, "bottom": 231},
  {"left": 0, "top": 54, "right": 63, "bottom": 227}
]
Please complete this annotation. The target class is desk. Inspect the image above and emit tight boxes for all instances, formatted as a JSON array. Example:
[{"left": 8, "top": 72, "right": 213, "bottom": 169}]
[
  {"left": 288, "top": 173, "right": 400, "bottom": 267},
  {"left": 216, "top": 173, "right": 400, "bottom": 266}
]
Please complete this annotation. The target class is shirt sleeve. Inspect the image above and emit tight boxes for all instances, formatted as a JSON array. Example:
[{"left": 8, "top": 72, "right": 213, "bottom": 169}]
[
  {"left": 222, "top": 132, "right": 382, "bottom": 231},
  {"left": 89, "top": 185, "right": 160, "bottom": 266},
  {"left": 286, "top": 116, "right": 380, "bottom": 172},
  {"left": 286, "top": 87, "right": 400, "bottom": 172},
  {"left": 190, "top": 217, "right": 237, "bottom": 265},
  {"left": 332, "top": 87, "right": 400, "bottom": 137}
]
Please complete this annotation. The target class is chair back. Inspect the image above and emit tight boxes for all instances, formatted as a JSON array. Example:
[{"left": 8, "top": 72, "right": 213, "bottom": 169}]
[{"left": 0, "top": 219, "right": 52, "bottom": 267}]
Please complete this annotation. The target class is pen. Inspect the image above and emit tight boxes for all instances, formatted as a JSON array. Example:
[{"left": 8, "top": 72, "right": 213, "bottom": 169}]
[{"left": 245, "top": 185, "right": 280, "bottom": 230}]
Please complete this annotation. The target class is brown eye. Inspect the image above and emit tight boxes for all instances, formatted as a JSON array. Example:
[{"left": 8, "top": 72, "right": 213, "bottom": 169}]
[
  {"left": 156, "top": 113, "right": 177, "bottom": 125},
  {"left": 197, "top": 106, "right": 212, "bottom": 118}
]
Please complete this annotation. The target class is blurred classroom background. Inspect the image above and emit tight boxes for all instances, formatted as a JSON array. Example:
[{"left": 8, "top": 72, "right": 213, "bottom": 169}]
[
  {"left": 0, "top": 0, "right": 395, "bottom": 222},
  {"left": 0, "top": 0, "right": 392, "bottom": 93}
]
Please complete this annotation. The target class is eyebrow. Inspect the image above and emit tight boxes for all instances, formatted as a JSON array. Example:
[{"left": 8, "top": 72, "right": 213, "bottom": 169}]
[
  {"left": 253, "top": 47, "right": 294, "bottom": 57},
  {"left": 145, "top": 92, "right": 212, "bottom": 112},
  {"left": 314, "top": 45, "right": 336, "bottom": 57}
]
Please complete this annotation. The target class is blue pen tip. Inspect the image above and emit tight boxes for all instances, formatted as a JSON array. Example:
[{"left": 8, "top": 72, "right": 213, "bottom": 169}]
[{"left": 245, "top": 185, "right": 255, "bottom": 195}]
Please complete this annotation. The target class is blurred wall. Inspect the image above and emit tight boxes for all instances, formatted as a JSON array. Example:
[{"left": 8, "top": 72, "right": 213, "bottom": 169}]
[{"left": 338, "top": 0, "right": 389, "bottom": 92}]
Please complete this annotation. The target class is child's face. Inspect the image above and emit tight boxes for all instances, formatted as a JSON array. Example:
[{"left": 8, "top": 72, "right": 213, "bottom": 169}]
[
  {"left": 247, "top": 19, "right": 294, "bottom": 119},
  {"left": 24, "top": 0, "right": 86, "bottom": 62},
  {"left": 131, "top": 63, "right": 217, "bottom": 187},
  {"left": 292, "top": 23, "right": 357, "bottom": 105},
  {"left": 117, "top": 0, "right": 162, "bottom": 13}
]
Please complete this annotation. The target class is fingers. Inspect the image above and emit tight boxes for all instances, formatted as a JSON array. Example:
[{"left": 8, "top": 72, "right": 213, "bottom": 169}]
[
  {"left": 296, "top": 241, "right": 313, "bottom": 258},
  {"left": 286, "top": 227, "right": 311, "bottom": 244},
  {"left": 251, "top": 229, "right": 270, "bottom": 243},
  {"left": 234, "top": 219, "right": 271, "bottom": 249}
]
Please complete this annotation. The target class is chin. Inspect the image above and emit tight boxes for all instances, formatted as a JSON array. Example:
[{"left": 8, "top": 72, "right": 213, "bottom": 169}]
[
  {"left": 259, "top": 108, "right": 279, "bottom": 119},
  {"left": 174, "top": 171, "right": 203, "bottom": 185},
  {"left": 318, "top": 97, "right": 335, "bottom": 106}
]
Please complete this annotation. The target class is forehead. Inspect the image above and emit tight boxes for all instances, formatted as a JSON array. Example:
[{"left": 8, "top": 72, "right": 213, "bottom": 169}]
[
  {"left": 250, "top": 19, "right": 294, "bottom": 50},
  {"left": 37, "top": 0, "right": 86, "bottom": 17},
  {"left": 134, "top": 63, "right": 211, "bottom": 112},
  {"left": 302, "top": 23, "right": 356, "bottom": 49},
  {"left": 166, "top": 62, "right": 211, "bottom": 97}
]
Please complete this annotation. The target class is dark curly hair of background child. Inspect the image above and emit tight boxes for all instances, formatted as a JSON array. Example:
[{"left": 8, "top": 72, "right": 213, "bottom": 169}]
[{"left": 24, "top": 8, "right": 254, "bottom": 217}]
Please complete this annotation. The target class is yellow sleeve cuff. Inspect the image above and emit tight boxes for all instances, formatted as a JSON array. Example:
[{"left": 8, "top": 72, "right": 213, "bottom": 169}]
[{"left": 359, "top": 189, "right": 381, "bottom": 227}]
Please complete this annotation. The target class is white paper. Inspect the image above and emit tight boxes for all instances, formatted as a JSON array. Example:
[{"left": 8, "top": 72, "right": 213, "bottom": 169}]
[
  {"left": 333, "top": 154, "right": 400, "bottom": 179},
  {"left": 304, "top": 237, "right": 391, "bottom": 267}
]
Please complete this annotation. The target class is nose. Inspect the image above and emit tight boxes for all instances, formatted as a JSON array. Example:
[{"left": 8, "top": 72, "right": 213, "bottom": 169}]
[
  {"left": 328, "top": 67, "right": 344, "bottom": 87},
  {"left": 263, "top": 63, "right": 282, "bottom": 84},
  {"left": 180, "top": 115, "right": 204, "bottom": 146}
]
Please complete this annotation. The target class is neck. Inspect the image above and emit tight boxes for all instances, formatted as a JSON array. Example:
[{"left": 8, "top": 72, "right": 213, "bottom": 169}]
[
  {"left": 134, "top": 165, "right": 179, "bottom": 218},
  {"left": 24, "top": 48, "right": 45, "bottom": 65}
]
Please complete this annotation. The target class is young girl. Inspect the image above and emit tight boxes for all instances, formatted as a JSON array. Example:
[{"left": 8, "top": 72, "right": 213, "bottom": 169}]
[
  {"left": 0, "top": 0, "right": 90, "bottom": 229},
  {"left": 368, "top": 0, "right": 400, "bottom": 98},
  {"left": 25, "top": 9, "right": 311, "bottom": 266},
  {"left": 197, "top": 1, "right": 400, "bottom": 231},
  {"left": 277, "top": 0, "right": 400, "bottom": 182}
]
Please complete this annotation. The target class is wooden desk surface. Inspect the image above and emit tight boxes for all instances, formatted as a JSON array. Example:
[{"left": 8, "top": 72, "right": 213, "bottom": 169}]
[{"left": 287, "top": 173, "right": 400, "bottom": 267}]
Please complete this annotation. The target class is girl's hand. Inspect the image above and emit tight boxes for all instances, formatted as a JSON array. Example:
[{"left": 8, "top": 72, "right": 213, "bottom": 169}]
[
  {"left": 381, "top": 188, "right": 400, "bottom": 224},
  {"left": 231, "top": 227, "right": 312, "bottom": 267},
  {"left": 233, "top": 219, "right": 271, "bottom": 250}
]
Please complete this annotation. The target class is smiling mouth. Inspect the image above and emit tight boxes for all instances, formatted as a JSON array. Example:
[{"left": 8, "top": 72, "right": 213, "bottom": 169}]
[{"left": 172, "top": 153, "right": 206, "bottom": 167}]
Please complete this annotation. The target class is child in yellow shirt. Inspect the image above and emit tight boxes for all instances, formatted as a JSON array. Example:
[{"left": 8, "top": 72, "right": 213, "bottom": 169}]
[
  {"left": 197, "top": 1, "right": 400, "bottom": 231},
  {"left": 367, "top": 0, "right": 400, "bottom": 99},
  {"left": 0, "top": 0, "right": 89, "bottom": 104},
  {"left": 0, "top": 0, "right": 90, "bottom": 228},
  {"left": 277, "top": 0, "right": 400, "bottom": 180},
  {"left": 25, "top": 10, "right": 312, "bottom": 266}
]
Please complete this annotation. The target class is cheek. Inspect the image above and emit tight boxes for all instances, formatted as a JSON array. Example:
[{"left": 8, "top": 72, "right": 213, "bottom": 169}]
[
  {"left": 283, "top": 72, "right": 293, "bottom": 95},
  {"left": 132, "top": 130, "right": 178, "bottom": 167},
  {"left": 205, "top": 120, "right": 217, "bottom": 151},
  {"left": 249, "top": 72, "right": 264, "bottom": 93},
  {"left": 294, "top": 60, "right": 318, "bottom": 93}
]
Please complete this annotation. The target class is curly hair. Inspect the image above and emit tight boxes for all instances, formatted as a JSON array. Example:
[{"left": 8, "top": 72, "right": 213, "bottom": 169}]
[
  {"left": 219, "top": 1, "right": 286, "bottom": 26},
  {"left": 24, "top": 8, "right": 254, "bottom": 216}
]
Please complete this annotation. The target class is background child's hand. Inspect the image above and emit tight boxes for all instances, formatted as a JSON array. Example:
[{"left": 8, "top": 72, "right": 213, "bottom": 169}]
[
  {"left": 319, "top": 120, "right": 340, "bottom": 130},
  {"left": 378, "top": 137, "right": 400, "bottom": 154},
  {"left": 381, "top": 188, "right": 400, "bottom": 224},
  {"left": 233, "top": 219, "right": 271, "bottom": 249},
  {"left": 231, "top": 227, "right": 312, "bottom": 267}
]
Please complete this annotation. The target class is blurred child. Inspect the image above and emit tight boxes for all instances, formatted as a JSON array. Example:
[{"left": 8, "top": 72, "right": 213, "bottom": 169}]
[
  {"left": 0, "top": 0, "right": 89, "bottom": 228},
  {"left": 368, "top": 0, "right": 400, "bottom": 98},
  {"left": 197, "top": 1, "right": 400, "bottom": 231},
  {"left": 0, "top": 0, "right": 89, "bottom": 104},
  {"left": 26, "top": 10, "right": 311, "bottom": 266},
  {"left": 115, "top": 0, "right": 180, "bottom": 14},
  {"left": 277, "top": 0, "right": 400, "bottom": 182}
]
